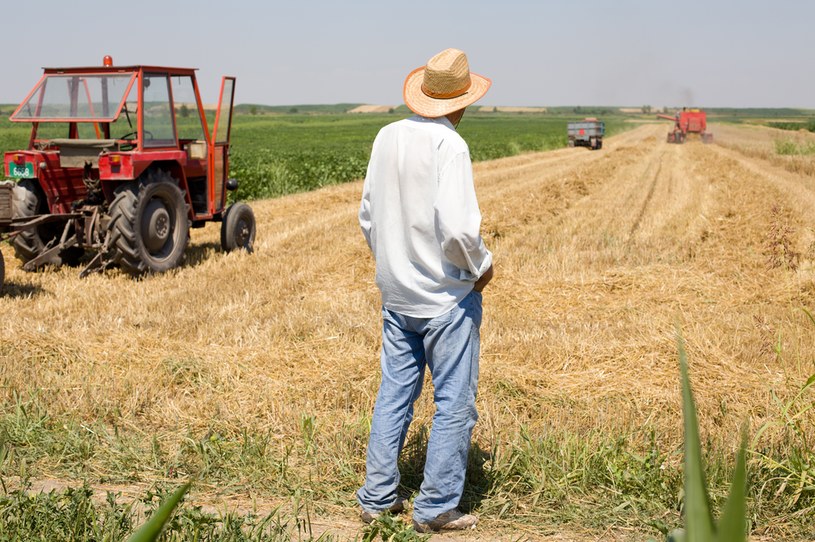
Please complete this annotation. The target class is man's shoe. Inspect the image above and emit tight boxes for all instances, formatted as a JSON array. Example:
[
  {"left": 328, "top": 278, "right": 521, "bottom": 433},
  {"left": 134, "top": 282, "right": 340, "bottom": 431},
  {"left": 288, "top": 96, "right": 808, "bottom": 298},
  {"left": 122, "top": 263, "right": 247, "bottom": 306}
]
[
  {"left": 412, "top": 509, "right": 478, "bottom": 533},
  {"left": 360, "top": 498, "right": 407, "bottom": 524}
]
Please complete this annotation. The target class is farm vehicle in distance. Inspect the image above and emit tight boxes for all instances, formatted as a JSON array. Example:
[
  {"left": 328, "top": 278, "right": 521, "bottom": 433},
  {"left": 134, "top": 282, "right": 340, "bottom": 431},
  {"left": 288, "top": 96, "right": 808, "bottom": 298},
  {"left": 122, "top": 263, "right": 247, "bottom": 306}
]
[
  {"left": 657, "top": 109, "right": 713, "bottom": 144},
  {"left": 0, "top": 57, "right": 256, "bottom": 290},
  {"left": 567, "top": 118, "right": 605, "bottom": 150}
]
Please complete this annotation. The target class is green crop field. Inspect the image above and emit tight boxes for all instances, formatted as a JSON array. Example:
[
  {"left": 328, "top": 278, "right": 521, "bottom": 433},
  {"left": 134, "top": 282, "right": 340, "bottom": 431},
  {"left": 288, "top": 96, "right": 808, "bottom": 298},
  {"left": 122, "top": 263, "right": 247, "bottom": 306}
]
[{"left": 228, "top": 112, "right": 633, "bottom": 200}]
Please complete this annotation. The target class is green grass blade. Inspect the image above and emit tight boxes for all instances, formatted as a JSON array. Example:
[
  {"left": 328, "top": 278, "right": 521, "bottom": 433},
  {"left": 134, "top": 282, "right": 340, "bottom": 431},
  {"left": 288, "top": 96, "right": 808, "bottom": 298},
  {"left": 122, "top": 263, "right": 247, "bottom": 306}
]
[
  {"left": 126, "top": 482, "right": 191, "bottom": 542},
  {"left": 677, "top": 335, "right": 715, "bottom": 541},
  {"left": 801, "top": 307, "right": 815, "bottom": 328},
  {"left": 715, "top": 429, "right": 748, "bottom": 542}
]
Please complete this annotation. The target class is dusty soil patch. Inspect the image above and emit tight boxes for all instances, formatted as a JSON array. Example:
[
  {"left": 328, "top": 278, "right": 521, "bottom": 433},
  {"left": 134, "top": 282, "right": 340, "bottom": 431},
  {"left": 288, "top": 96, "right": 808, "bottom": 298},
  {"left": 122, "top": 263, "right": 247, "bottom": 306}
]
[{"left": 346, "top": 105, "right": 394, "bottom": 113}]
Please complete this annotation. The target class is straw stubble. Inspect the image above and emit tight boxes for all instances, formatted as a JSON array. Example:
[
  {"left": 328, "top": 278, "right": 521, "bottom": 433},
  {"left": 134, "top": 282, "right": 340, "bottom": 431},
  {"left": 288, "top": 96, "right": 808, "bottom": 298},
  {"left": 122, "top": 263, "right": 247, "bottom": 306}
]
[{"left": 0, "top": 123, "right": 813, "bottom": 514}]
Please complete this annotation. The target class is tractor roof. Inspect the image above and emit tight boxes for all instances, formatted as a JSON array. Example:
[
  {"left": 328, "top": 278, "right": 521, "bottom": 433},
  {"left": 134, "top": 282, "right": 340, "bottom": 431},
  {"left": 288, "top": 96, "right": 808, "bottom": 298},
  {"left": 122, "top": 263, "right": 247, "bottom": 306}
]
[{"left": 41, "top": 65, "right": 198, "bottom": 75}]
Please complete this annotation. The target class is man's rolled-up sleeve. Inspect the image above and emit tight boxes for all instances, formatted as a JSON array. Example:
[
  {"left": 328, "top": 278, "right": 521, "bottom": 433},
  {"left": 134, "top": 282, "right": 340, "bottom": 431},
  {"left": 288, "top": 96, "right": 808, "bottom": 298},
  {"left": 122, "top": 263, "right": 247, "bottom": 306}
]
[
  {"left": 359, "top": 174, "right": 373, "bottom": 251},
  {"left": 435, "top": 151, "right": 492, "bottom": 281}
]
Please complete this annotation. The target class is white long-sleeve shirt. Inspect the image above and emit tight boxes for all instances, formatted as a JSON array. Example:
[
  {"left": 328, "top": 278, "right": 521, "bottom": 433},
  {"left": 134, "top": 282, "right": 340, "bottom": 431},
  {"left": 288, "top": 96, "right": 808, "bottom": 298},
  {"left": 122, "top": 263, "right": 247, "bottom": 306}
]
[{"left": 359, "top": 115, "right": 492, "bottom": 318}]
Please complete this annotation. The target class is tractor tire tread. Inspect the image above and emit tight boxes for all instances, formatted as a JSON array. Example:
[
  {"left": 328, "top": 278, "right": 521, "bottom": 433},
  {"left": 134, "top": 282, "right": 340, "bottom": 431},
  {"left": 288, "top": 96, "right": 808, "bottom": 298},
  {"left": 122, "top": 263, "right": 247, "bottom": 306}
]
[{"left": 106, "top": 169, "right": 190, "bottom": 275}]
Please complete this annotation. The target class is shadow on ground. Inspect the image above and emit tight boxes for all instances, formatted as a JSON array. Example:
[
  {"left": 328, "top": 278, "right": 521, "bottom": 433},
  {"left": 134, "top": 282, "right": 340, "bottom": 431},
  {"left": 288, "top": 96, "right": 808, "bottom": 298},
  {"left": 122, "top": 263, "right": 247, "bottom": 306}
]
[
  {"left": 397, "top": 424, "right": 495, "bottom": 513},
  {"left": 0, "top": 280, "right": 45, "bottom": 299}
]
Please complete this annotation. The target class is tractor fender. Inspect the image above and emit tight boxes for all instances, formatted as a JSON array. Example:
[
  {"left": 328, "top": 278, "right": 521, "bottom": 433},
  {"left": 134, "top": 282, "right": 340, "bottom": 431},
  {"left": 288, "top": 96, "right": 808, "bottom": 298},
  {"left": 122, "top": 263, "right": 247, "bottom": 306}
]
[{"left": 102, "top": 160, "right": 190, "bottom": 214}]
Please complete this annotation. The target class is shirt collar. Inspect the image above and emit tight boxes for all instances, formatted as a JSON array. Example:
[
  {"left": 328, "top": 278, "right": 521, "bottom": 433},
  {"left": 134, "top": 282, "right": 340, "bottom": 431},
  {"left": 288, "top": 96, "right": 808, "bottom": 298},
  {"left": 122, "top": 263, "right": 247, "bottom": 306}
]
[{"left": 412, "top": 114, "right": 456, "bottom": 131}]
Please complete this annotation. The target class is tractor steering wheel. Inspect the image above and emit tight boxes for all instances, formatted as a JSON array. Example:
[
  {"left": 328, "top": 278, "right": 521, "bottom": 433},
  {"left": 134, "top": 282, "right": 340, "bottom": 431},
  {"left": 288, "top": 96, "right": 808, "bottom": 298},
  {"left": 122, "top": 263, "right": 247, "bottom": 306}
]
[{"left": 120, "top": 130, "right": 154, "bottom": 141}]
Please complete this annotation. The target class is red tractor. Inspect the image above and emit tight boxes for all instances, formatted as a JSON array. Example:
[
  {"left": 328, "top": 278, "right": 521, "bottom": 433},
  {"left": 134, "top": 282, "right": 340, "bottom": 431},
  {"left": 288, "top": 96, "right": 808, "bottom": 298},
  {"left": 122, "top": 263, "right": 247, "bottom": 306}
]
[
  {"left": 657, "top": 109, "right": 713, "bottom": 144},
  {"left": 0, "top": 56, "right": 255, "bottom": 288}
]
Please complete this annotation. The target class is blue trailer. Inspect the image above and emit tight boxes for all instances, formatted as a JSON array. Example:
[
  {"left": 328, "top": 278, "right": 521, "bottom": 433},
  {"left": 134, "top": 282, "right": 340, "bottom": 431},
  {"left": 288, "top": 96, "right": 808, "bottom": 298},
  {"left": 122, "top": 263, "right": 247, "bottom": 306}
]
[{"left": 567, "top": 118, "right": 605, "bottom": 150}]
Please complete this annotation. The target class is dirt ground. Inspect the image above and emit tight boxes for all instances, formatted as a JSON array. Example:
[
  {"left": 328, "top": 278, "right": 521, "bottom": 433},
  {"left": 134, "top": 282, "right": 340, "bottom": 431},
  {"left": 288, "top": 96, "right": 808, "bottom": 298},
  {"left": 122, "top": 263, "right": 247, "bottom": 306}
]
[
  {"left": 1, "top": 123, "right": 813, "bottom": 540},
  {"left": 3, "top": 476, "right": 670, "bottom": 541}
]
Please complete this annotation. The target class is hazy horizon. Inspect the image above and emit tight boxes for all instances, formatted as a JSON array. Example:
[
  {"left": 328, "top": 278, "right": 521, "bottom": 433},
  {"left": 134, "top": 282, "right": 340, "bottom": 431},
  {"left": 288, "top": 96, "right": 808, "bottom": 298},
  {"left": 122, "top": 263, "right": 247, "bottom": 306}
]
[{"left": 2, "top": 0, "right": 812, "bottom": 110}]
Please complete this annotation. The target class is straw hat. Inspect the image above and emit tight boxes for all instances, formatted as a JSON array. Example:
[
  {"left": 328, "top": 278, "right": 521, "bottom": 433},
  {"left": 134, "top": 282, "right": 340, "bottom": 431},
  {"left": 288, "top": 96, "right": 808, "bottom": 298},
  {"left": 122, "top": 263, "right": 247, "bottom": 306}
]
[{"left": 403, "top": 48, "right": 491, "bottom": 118}]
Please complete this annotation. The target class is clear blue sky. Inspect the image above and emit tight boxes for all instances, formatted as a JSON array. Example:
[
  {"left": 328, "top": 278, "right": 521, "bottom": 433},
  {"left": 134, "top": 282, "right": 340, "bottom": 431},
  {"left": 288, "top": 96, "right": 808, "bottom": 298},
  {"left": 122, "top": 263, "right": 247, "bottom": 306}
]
[{"left": 3, "top": 0, "right": 812, "bottom": 109}]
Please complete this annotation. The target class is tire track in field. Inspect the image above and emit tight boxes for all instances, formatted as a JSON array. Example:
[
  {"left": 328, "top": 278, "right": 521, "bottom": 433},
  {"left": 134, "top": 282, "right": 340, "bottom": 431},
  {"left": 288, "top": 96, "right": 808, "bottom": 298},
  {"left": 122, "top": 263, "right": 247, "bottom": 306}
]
[
  {"left": 517, "top": 126, "right": 711, "bottom": 268},
  {"left": 628, "top": 151, "right": 665, "bottom": 237},
  {"left": 569, "top": 128, "right": 667, "bottom": 242}
]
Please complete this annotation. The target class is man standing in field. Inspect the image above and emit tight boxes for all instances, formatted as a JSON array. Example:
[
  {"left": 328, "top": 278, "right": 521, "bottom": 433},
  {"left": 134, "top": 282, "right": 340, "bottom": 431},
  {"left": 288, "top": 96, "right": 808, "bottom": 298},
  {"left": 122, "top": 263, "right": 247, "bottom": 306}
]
[{"left": 357, "top": 48, "right": 494, "bottom": 533}]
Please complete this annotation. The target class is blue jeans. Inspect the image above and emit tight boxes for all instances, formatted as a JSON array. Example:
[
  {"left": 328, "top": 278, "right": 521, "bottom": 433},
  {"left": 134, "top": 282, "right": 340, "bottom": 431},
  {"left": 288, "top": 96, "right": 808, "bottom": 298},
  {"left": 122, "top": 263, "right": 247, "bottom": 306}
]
[{"left": 357, "top": 290, "right": 482, "bottom": 523}]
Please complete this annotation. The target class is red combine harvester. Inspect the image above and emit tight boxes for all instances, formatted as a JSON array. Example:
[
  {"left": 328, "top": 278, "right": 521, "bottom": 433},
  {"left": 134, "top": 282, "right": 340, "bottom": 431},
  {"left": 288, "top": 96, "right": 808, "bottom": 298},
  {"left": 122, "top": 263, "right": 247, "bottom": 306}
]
[
  {"left": 657, "top": 109, "right": 713, "bottom": 144},
  {"left": 0, "top": 56, "right": 255, "bottom": 289}
]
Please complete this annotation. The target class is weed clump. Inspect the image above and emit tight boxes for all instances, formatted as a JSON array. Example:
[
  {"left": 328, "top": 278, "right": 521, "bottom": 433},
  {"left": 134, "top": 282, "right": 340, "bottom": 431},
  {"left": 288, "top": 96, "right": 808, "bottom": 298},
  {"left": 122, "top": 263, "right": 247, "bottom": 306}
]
[{"left": 774, "top": 139, "right": 815, "bottom": 156}]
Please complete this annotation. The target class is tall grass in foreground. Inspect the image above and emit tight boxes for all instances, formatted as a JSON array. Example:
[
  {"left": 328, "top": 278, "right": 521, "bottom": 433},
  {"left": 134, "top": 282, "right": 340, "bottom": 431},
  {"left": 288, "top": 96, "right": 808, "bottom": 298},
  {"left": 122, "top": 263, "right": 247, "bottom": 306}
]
[
  {"left": 0, "top": 482, "right": 335, "bottom": 541},
  {"left": 125, "top": 482, "right": 189, "bottom": 542},
  {"left": 655, "top": 337, "right": 747, "bottom": 542}
]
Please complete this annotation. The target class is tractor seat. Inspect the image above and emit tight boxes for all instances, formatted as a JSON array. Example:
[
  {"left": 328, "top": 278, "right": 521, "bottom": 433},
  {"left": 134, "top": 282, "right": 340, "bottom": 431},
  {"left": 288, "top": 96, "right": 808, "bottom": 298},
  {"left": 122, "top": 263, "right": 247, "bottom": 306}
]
[{"left": 49, "top": 138, "right": 119, "bottom": 168}]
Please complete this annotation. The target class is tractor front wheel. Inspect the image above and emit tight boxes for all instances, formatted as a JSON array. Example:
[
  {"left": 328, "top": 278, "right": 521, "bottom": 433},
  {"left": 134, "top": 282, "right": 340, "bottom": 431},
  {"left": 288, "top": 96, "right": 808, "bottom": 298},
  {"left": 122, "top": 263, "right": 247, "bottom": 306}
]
[
  {"left": 106, "top": 169, "right": 190, "bottom": 274},
  {"left": 220, "top": 202, "right": 256, "bottom": 253}
]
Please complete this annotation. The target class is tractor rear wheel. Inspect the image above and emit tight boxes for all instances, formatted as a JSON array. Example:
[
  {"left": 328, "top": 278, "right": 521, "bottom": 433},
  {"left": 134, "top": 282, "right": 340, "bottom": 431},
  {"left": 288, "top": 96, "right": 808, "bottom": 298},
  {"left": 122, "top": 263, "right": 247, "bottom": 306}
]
[
  {"left": 11, "top": 179, "right": 83, "bottom": 267},
  {"left": 220, "top": 202, "right": 256, "bottom": 253},
  {"left": 106, "top": 169, "right": 190, "bottom": 274}
]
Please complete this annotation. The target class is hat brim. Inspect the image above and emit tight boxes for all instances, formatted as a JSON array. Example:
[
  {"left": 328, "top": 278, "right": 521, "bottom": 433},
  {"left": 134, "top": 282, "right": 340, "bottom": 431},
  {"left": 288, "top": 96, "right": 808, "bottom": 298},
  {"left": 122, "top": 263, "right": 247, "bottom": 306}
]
[{"left": 403, "top": 66, "right": 492, "bottom": 118}]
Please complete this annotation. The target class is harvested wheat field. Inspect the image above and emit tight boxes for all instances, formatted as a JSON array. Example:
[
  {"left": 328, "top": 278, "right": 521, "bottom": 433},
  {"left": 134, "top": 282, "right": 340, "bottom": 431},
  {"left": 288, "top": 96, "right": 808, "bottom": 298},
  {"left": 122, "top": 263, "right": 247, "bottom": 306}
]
[{"left": 1, "top": 123, "right": 814, "bottom": 540}]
